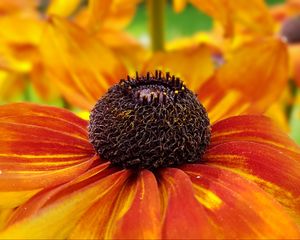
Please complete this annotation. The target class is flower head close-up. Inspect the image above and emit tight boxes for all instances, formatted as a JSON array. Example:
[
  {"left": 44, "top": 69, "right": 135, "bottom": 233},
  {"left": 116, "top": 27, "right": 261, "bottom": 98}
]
[
  {"left": 0, "top": 71, "right": 300, "bottom": 239},
  {"left": 1, "top": 0, "right": 300, "bottom": 239}
]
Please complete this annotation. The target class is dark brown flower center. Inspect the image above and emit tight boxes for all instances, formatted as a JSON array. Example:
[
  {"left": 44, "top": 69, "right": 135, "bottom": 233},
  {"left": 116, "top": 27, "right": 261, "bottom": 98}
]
[
  {"left": 88, "top": 71, "right": 211, "bottom": 169},
  {"left": 280, "top": 15, "right": 300, "bottom": 44}
]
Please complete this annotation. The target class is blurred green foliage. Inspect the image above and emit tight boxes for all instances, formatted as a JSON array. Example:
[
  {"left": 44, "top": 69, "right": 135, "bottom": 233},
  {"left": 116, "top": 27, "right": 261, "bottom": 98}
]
[
  {"left": 290, "top": 91, "right": 300, "bottom": 144},
  {"left": 266, "top": 0, "right": 285, "bottom": 5}
]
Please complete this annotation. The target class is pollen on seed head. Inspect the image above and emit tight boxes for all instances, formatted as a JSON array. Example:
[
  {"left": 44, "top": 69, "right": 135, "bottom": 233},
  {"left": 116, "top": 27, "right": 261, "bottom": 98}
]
[{"left": 88, "top": 71, "right": 211, "bottom": 169}]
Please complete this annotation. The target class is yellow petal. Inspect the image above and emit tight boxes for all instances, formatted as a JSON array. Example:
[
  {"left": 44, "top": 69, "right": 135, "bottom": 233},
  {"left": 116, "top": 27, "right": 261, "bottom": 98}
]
[
  {"left": 172, "top": 0, "right": 187, "bottom": 12},
  {"left": 190, "top": 0, "right": 274, "bottom": 37},
  {"left": 143, "top": 44, "right": 216, "bottom": 91},
  {"left": 77, "top": 0, "right": 140, "bottom": 34},
  {"left": 198, "top": 37, "right": 289, "bottom": 122},
  {"left": 0, "top": 168, "right": 129, "bottom": 239},
  {"left": 84, "top": 0, "right": 111, "bottom": 33},
  {"left": 0, "top": 72, "right": 25, "bottom": 101},
  {"left": 70, "top": 170, "right": 162, "bottom": 239},
  {"left": 97, "top": 29, "right": 148, "bottom": 71},
  {"left": 39, "top": 16, "right": 127, "bottom": 110},
  {"left": 289, "top": 44, "right": 300, "bottom": 87},
  {"left": 0, "top": 209, "right": 13, "bottom": 232},
  {"left": 47, "top": 0, "right": 82, "bottom": 17}
]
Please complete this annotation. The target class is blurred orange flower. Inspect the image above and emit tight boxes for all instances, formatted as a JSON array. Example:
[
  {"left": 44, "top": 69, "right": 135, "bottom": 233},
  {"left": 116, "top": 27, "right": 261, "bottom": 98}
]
[
  {"left": 184, "top": 0, "right": 300, "bottom": 87},
  {"left": 39, "top": 11, "right": 289, "bottom": 124},
  {"left": 0, "top": 79, "right": 300, "bottom": 238},
  {"left": 0, "top": 0, "right": 143, "bottom": 102},
  {"left": 0, "top": 0, "right": 47, "bottom": 100}
]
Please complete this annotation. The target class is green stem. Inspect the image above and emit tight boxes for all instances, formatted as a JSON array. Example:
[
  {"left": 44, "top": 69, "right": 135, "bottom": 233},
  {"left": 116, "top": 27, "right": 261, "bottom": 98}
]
[{"left": 147, "top": 0, "right": 165, "bottom": 52}]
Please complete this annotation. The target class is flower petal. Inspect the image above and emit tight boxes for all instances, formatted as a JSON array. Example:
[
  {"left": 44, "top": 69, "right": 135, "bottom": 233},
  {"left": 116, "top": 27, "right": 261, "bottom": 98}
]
[
  {"left": 47, "top": 0, "right": 82, "bottom": 17},
  {"left": 143, "top": 44, "right": 216, "bottom": 91},
  {"left": 98, "top": 29, "right": 147, "bottom": 71},
  {"left": 70, "top": 170, "right": 162, "bottom": 239},
  {"left": 0, "top": 209, "right": 13, "bottom": 231},
  {"left": 0, "top": 164, "right": 129, "bottom": 239},
  {"left": 189, "top": 0, "right": 274, "bottom": 37},
  {"left": 0, "top": 103, "right": 95, "bottom": 192},
  {"left": 198, "top": 38, "right": 289, "bottom": 122},
  {"left": 95, "top": 0, "right": 140, "bottom": 31},
  {"left": 289, "top": 44, "right": 300, "bottom": 87},
  {"left": 77, "top": 0, "right": 139, "bottom": 34},
  {"left": 80, "top": 0, "right": 111, "bottom": 33},
  {"left": 40, "top": 16, "right": 127, "bottom": 110},
  {"left": 265, "top": 101, "right": 290, "bottom": 132},
  {"left": 203, "top": 141, "right": 300, "bottom": 223},
  {"left": 0, "top": 13, "right": 60, "bottom": 101},
  {"left": 111, "top": 170, "right": 161, "bottom": 239},
  {"left": 189, "top": 0, "right": 234, "bottom": 37},
  {"left": 211, "top": 115, "right": 300, "bottom": 159},
  {"left": 0, "top": 0, "right": 37, "bottom": 14},
  {"left": 0, "top": 73, "right": 26, "bottom": 101},
  {"left": 182, "top": 164, "right": 300, "bottom": 238},
  {"left": 159, "top": 168, "right": 215, "bottom": 239},
  {"left": 172, "top": 0, "right": 187, "bottom": 13},
  {"left": 0, "top": 190, "right": 39, "bottom": 209}
]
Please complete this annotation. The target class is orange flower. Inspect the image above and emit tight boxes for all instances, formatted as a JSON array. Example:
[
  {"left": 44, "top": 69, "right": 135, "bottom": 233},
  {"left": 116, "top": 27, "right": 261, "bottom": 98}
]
[
  {"left": 0, "top": 71, "right": 300, "bottom": 239},
  {"left": 40, "top": 15, "right": 289, "bottom": 125},
  {"left": 0, "top": 0, "right": 49, "bottom": 100},
  {"left": 0, "top": 0, "right": 142, "bottom": 102},
  {"left": 182, "top": 0, "right": 300, "bottom": 87},
  {"left": 36, "top": 1, "right": 144, "bottom": 109}
]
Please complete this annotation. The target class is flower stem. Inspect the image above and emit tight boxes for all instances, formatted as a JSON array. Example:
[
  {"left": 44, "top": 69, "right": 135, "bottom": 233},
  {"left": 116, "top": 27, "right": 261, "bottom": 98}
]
[{"left": 147, "top": 0, "right": 165, "bottom": 52}]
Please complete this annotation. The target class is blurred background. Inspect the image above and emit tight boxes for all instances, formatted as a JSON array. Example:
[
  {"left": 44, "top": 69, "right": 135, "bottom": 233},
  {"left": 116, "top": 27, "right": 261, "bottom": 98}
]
[
  {"left": 1, "top": 0, "right": 300, "bottom": 144},
  {"left": 127, "top": 0, "right": 284, "bottom": 42}
]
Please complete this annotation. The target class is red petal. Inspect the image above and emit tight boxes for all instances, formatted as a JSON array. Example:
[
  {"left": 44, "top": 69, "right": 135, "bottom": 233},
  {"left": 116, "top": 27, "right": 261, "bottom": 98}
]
[
  {"left": 211, "top": 115, "right": 300, "bottom": 159},
  {"left": 159, "top": 168, "right": 215, "bottom": 239},
  {"left": 203, "top": 141, "right": 300, "bottom": 223},
  {"left": 0, "top": 103, "right": 95, "bottom": 191},
  {"left": 6, "top": 163, "right": 110, "bottom": 225},
  {"left": 182, "top": 164, "right": 300, "bottom": 238},
  {"left": 112, "top": 170, "right": 162, "bottom": 239},
  {"left": 0, "top": 102, "right": 88, "bottom": 133},
  {"left": 71, "top": 170, "right": 162, "bottom": 239}
]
